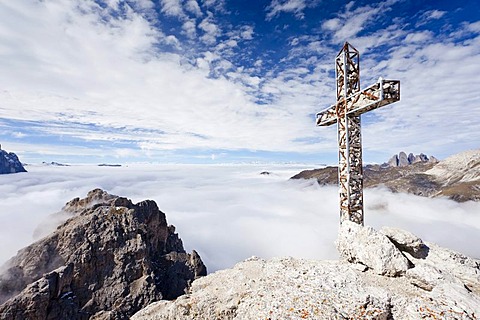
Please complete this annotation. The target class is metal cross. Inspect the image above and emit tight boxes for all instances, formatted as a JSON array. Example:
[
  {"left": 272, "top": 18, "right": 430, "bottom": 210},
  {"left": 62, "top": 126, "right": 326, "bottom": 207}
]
[{"left": 316, "top": 42, "right": 400, "bottom": 225}]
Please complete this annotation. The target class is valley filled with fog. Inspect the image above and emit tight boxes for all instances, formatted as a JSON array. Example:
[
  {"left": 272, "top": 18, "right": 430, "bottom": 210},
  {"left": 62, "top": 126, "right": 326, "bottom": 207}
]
[{"left": 1, "top": 164, "right": 479, "bottom": 272}]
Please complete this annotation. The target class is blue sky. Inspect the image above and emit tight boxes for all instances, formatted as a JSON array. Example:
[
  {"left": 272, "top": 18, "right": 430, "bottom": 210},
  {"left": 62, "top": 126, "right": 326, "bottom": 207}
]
[{"left": 0, "top": 0, "right": 479, "bottom": 164}]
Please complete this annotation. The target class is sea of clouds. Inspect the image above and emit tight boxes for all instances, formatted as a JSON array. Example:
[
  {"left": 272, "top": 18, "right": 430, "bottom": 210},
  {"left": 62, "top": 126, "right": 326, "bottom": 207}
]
[{"left": 1, "top": 164, "right": 479, "bottom": 272}]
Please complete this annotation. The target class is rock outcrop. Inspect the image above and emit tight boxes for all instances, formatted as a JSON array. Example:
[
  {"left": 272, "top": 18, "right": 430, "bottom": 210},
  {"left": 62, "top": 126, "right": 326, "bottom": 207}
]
[
  {"left": 132, "top": 222, "right": 480, "bottom": 319},
  {"left": 0, "top": 149, "right": 26, "bottom": 174},
  {"left": 336, "top": 221, "right": 411, "bottom": 276},
  {"left": 291, "top": 149, "right": 480, "bottom": 202},
  {"left": 0, "top": 189, "right": 206, "bottom": 320},
  {"left": 386, "top": 151, "right": 437, "bottom": 167}
]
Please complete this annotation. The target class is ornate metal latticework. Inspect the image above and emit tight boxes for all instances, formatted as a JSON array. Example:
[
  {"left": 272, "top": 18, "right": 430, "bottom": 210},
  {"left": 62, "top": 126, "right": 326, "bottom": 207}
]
[{"left": 316, "top": 42, "right": 400, "bottom": 225}]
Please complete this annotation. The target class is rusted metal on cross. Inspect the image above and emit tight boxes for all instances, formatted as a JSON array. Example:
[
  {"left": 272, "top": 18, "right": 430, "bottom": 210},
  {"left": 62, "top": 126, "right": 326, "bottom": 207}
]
[{"left": 316, "top": 42, "right": 400, "bottom": 225}]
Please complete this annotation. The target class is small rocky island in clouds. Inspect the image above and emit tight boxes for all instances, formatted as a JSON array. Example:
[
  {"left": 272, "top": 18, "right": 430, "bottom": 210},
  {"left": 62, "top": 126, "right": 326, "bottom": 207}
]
[{"left": 0, "top": 146, "right": 26, "bottom": 174}]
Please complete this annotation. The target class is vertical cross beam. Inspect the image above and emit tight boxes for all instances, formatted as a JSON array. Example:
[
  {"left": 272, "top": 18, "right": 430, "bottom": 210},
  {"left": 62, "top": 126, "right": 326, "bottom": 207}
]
[
  {"left": 336, "top": 43, "right": 364, "bottom": 225},
  {"left": 316, "top": 42, "right": 401, "bottom": 226}
]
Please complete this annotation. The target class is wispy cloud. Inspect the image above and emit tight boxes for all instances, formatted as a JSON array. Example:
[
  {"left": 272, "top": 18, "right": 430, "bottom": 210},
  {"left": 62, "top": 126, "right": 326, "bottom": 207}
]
[
  {"left": 265, "top": 0, "right": 316, "bottom": 20},
  {"left": 321, "top": 0, "right": 400, "bottom": 44}
]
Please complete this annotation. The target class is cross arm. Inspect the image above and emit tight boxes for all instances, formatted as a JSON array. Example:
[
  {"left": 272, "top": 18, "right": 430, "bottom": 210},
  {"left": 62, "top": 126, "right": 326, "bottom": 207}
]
[{"left": 316, "top": 79, "right": 400, "bottom": 126}]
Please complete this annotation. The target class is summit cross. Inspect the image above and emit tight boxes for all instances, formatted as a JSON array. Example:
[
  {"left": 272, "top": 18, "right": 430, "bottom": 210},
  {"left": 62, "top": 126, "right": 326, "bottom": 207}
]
[{"left": 316, "top": 42, "right": 400, "bottom": 226}]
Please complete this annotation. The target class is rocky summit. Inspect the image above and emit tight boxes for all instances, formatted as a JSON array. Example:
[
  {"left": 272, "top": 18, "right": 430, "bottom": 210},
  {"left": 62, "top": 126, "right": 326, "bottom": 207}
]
[
  {"left": 132, "top": 221, "right": 480, "bottom": 319},
  {"left": 291, "top": 149, "right": 480, "bottom": 202},
  {"left": 0, "top": 189, "right": 206, "bottom": 320},
  {"left": 386, "top": 151, "right": 438, "bottom": 167},
  {"left": 0, "top": 148, "right": 26, "bottom": 174}
]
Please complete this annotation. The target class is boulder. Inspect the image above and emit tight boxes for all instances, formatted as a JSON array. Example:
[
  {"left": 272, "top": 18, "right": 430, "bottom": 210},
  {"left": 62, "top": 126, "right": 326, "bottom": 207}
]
[
  {"left": 0, "top": 189, "right": 207, "bottom": 320},
  {"left": 335, "top": 221, "right": 411, "bottom": 276},
  {"left": 380, "top": 226, "right": 428, "bottom": 258}
]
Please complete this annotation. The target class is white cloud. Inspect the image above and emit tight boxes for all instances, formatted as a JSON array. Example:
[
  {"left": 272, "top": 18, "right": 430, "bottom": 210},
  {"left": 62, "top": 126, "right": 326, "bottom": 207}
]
[
  {"left": 322, "top": 18, "right": 342, "bottom": 31},
  {"left": 160, "top": 0, "right": 186, "bottom": 18},
  {"left": 182, "top": 19, "right": 197, "bottom": 38},
  {"left": 359, "top": 26, "right": 480, "bottom": 159},
  {"left": 240, "top": 25, "right": 254, "bottom": 40},
  {"left": 423, "top": 9, "right": 446, "bottom": 21},
  {"left": 199, "top": 15, "right": 220, "bottom": 44},
  {"left": 404, "top": 30, "right": 434, "bottom": 43},
  {"left": 266, "top": 0, "right": 318, "bottom": 20},
  {"left": 0, "top": 165, "right": 479, "bottom": 273},
  {"left": 321, "top": 0, "right": 400, "bottom": 43},
  {"left": 202, "top": 0, "right": 226, "bottom": 12},
  {"left": 185, "top": 0, "right": 202, "bottom": 17},
  {"left": 12, "top": 132, "right": 27, "bottom": 138},
  {"left": 466, "top": 21, "right": 480, "bottom": 33}
]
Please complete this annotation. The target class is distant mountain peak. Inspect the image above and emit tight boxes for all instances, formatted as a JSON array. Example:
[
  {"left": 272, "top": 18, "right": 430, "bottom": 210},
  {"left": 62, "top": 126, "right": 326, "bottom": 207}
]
[
  {"left": 291, "top": 149, "right": 480, "bottom": 202},
  {"left": 386, "top": 151, "right": 438, "bottom": 167},
  {"left": 0, "top": 147, "right": 27, "bottom": 174}
]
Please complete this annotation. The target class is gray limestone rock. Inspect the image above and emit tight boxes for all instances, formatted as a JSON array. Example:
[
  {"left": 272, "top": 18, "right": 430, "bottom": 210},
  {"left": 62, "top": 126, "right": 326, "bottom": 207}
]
[
  {"left": 132, "top": 224, "right": 480, "bottom": 319},
  {"left": 0, "top": 149, "right": 26, "bottom": 174},
  {"left": 0, "top": 189, "right": 207, "bottom": 320},
  {"left": 132, "top": 251, "right": 480, "bottom": 319},
  {"left": 380, "top": 226, "right": 428, "bottom": 258},
  {"left": 385, "top": 151, "right": 436, "bottom": 167},
  {"left": 398, "top": 151, "right": 409, "bottom": 167},
  {"left": 387, "top": 154, "right": 398, "bottom": 167},
  {"left": 336, "top": 221, "right": 411, "bottom": 276}
]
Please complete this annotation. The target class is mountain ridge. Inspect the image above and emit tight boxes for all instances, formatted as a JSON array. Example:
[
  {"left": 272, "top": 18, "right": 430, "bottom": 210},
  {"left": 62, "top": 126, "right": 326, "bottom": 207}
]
[{"left": 291, "top": 149, "right": 480, "bottom": 202}]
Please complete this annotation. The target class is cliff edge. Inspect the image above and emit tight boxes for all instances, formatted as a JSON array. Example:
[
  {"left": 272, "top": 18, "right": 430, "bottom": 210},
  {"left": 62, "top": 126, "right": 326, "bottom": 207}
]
[{"left": 132, "top": 221, "right": 480, "bottom": 319}]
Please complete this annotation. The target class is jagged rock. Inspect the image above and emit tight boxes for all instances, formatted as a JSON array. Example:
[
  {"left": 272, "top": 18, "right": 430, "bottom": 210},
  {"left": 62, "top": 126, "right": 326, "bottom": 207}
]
[
  {"left": 405, "top": 242, "right": 480, "bottom": 290},
  {"left": 336, "top": 221, "right": 411, "bottom": 276},
  {"left": 386, "top": 151, "right": 436, "bottom": 167},
  {"left": 398, "top": 151, "right": 409, "bottom": 166},
  {"left": 387, "top": 154, "right": 398, "bottom": 167},
  {"left": 0, "top": 149, "right": 26, "bottom": 174},
  {"left": 0, "top": 189, "right": 206, "bottom": 320},
  {"left": 380, "top": 227, "right": 428, "bottom": 258}
]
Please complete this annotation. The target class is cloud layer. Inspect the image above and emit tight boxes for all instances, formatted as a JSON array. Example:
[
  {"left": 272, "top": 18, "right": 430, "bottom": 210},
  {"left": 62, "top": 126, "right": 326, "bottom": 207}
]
[{"left": 1, "top": 165, "right": 479, "bottom": 272}]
